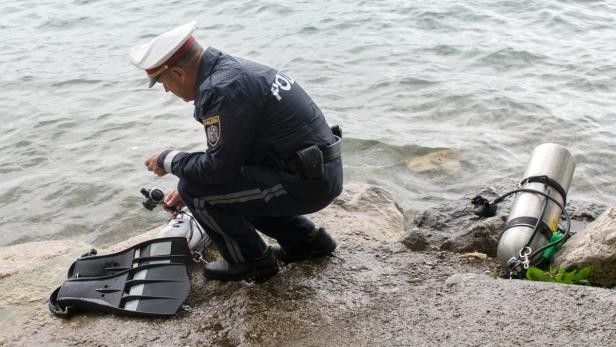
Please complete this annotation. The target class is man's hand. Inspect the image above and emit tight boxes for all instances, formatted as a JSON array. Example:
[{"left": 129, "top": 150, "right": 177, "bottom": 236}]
[
  {"left": 144, "top": 151, "right": 167, "bottom": 177},
  {"left": 163, "top": 188, "right": 186, "bottom": 213}
]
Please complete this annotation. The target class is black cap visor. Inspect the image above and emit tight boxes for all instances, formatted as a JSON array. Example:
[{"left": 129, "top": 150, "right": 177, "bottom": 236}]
[{"left": 148, "top": 76, "right": 159, "bottom": 88}]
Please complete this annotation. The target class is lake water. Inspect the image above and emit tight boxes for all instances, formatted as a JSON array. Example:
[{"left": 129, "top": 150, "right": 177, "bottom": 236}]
[{"left": 1, "top": 0, "right": 615, "bottom": 247}]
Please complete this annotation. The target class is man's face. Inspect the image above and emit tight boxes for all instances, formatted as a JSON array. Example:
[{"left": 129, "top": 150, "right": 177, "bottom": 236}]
[{"left": 157, "top": 67, "right": 194, "bottom": 102}]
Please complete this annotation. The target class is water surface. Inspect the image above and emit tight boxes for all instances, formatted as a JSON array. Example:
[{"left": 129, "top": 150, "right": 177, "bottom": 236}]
[{"left": 1, "top": 0, "right": 615, "bottom": 246}]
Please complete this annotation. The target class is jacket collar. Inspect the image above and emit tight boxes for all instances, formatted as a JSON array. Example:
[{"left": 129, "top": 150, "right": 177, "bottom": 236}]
[{"left": 194, "top": 47, "right": 222, "bottom": 106}]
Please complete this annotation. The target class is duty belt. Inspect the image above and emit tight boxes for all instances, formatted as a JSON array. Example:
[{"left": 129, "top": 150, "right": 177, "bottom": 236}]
[
  {"left": 322, "top": 136, "right": 342, "bottom": 163},
  {"left": 286, "top": 135, "right": 342, "bottom": 179}
]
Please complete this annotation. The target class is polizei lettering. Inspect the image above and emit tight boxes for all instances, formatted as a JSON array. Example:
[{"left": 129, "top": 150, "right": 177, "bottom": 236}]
[{"left": 270, "top": 72, "right": 295, "bottom": 101}]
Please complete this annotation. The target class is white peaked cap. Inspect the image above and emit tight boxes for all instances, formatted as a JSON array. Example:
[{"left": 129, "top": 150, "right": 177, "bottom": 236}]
[{"left": 128, "top": 21, "right": 198, "bottom": 87}]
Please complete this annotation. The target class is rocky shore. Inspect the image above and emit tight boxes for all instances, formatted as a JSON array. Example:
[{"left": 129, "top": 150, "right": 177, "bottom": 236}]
[{"left": 1, "top": 184, "right": 615, "bottom": 346}]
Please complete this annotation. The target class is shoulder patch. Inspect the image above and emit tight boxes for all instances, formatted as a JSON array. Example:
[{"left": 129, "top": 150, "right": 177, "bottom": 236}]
[{"left": 203, "top": 115, "right": 221, "bottom": 148}]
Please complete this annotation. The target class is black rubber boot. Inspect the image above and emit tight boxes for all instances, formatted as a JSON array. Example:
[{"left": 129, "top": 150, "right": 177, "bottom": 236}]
[
  {"left": 203, "top": 247, "right": 279, "bottom": 281},
  {"left": 272, "top": 227, "right": 336, "bottom": 263}
]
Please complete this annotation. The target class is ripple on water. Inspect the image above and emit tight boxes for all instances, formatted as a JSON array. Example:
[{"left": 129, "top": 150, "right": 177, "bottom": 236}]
[
  {"left": 51, "top": 79, "right": 102, "bottom": 88},
  {"left": 39, "top": 181, "right": 119, "bottom": 209},
  {"left": 475, "top": 48, "right": 547, "bottom": 71},
  {"left": 428, "top": 44, "right": 462, "bottom": 56},
  {"left": 299, "top": 25, "right": 319, "bottom": 34},
  {"left": 0, "top": 186, "right": 33, "bottom": 209},
  {"left": 255, "top": 3, "right": 294, "bottom": 15},
  {"left": 35, "top": 15, "right": 97, "bottom": 30},
  {"left": 14, "top": 140, "right": 31, "bottom": 148},
  {"left": 562, "top": 77, "right": 613, "bottom": 93},
  {"left": 32, "top": 117, "right": 74, "bottom": 129}
]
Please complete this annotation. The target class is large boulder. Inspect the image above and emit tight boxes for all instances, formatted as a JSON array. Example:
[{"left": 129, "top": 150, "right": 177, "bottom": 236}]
[
  {"left": 401, "top": 185, "right": 512, "bottom": 256},
  {"left": 553, "top": 207, "right": 616, "bottom": 287}
]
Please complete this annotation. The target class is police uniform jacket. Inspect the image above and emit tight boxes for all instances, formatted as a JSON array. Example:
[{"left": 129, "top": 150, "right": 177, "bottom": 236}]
[{"left": 157, "top": 48, "right": 341, "bottom": 194}]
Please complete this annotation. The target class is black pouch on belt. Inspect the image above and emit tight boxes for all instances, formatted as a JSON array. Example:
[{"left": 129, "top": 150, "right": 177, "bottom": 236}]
[{"left": 294, "top": 144, "right": 324, "bottom": 179}]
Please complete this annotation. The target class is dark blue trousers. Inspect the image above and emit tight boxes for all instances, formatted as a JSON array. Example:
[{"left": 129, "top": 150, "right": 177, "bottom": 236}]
[{"left": 178, "top": 159, "right": 343, "bottom": 263}]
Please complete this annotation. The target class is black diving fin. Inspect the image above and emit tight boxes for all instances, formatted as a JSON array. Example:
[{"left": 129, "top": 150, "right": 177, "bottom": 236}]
[
  {"left": 66, "top": 236, "right": 193, "bottom": 278},
  {"left": 49, "top": 237, "right": 193, "bottom": 318}
]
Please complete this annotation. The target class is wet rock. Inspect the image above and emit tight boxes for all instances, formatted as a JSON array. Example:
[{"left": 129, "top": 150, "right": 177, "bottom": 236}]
[
  {"left": 401, "top": 229, "right": 429, "bottom": 251},
  {"left": 401, "top": 185, "right": 511, "bottom": 256},
  {"left": 404, "top": 148, "right": 461, "bottom": 179},
  {"left": 332, "top": 184, "right": 404, "bottom": 243},
  {"left": 0, "top": 240, "right": 91, "bottom": 306},
  {"left": 563, "top": 199, "right": 607, "bottom": 223},
  {"left": 553, "top": 207, "right": 616, "bottom": 287}
]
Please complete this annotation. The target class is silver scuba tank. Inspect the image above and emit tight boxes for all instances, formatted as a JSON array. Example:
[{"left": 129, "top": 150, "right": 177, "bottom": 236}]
[
  {"left": 157, "top": 209, "right": 209, "bottom": 252},
  {"left": 496, "top": 143, "right": 575, "bottom": 269}
]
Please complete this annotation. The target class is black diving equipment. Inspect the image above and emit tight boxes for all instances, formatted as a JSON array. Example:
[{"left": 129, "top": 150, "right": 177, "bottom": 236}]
[
  {"left": 49, "top": 237, "right": 193, "bottom": 318},
  {"left": 471, "top": 143, "right": 575, "bottom": 278},
  {"left": 470, "top": 195, "right": 497, "bottom": 218},
  {"left": 141, "top": 187, "right": 165, "bottom": 210}
]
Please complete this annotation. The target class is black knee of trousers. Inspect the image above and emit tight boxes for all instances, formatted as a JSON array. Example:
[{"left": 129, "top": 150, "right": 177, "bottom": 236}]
[
  {"left": 177, "top": 180, "right": 231, "bottom": 260},
  {"left": 177, "top": 179, "right": 268, "bottom": 263}
]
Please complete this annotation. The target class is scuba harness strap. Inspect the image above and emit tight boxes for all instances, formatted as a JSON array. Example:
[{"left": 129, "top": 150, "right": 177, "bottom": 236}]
[
  {"left": 501, "top": 216, "right": 552, "bottom": 240},
  {"left": 520, "top": 175, "right": 568, "bottom": 205}
]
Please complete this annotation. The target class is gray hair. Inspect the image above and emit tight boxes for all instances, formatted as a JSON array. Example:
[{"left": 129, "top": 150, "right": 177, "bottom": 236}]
[{"left": 175, "top": 41, "right": 203, "bottom": 70}]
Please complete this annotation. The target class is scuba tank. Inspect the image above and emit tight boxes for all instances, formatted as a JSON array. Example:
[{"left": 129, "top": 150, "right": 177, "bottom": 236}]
[
  {"left": 472, "top": 143, "right": 575, "bottom": 278},
  {"left": 157, "top": 209, "right": 211, "bottom": 253},
  {"left": 497, "top": 143, "right": 575, "bottom": 270}
]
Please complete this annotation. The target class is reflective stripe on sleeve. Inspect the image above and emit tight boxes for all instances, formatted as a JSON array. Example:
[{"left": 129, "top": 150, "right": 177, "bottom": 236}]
[{"left": 163, "top": 150, "right": 181, "bottom": 174}]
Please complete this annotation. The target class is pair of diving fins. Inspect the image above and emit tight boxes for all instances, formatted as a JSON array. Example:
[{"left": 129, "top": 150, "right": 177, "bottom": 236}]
[{"left": 49, "top": 237, "right": 193, "bottom": 318}]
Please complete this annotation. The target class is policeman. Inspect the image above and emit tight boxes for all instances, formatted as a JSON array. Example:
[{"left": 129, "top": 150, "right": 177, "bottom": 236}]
[{"left": 129, "top": 21, "right": 343, "bottom": 281}]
